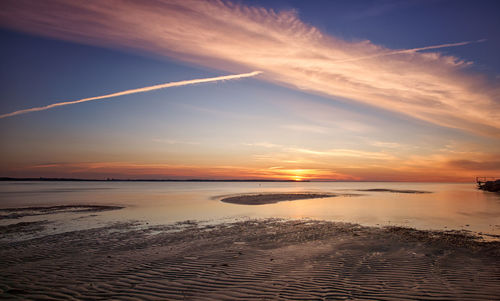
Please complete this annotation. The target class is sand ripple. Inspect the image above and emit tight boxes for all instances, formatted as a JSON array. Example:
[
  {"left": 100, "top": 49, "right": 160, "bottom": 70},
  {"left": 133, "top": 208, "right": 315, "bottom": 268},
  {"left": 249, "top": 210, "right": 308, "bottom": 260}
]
[{"left": 1, "top": 219, "right": 499, "bottom": 300}]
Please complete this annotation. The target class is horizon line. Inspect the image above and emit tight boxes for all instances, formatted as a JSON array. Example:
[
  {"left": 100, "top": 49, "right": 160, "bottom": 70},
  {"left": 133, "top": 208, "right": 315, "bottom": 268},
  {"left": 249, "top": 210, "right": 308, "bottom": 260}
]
[{"left": 0, "top": 177, "right": 479, "bottom": 183}]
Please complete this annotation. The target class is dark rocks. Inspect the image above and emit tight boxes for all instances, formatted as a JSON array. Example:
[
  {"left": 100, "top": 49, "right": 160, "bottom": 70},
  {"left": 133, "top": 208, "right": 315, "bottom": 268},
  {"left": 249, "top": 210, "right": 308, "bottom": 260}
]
[{"left": 478, "top": 180, "right": 500, "bottom": 192}]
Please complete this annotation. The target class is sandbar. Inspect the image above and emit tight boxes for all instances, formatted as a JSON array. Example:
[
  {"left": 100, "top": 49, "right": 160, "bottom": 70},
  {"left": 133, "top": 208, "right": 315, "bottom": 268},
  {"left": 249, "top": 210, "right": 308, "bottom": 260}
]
[
  {"left": 357, "top": 188, "right": 431, "bottom": 193},
  {"left": 0, "top": 205, "right": 124, "bottom": 220},
  {"left": 220, "top": 193, "right": 337, "bottom": 205}
]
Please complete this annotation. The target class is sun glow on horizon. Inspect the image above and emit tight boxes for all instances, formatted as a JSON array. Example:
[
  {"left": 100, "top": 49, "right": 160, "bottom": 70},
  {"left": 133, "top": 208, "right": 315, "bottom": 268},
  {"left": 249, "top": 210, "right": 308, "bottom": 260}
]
[
  {"left": 284, "top": 169, "right": 309, "bottom": 182},
  {"left": 0, "top": 1, "right": 499, "bottom": 182}
]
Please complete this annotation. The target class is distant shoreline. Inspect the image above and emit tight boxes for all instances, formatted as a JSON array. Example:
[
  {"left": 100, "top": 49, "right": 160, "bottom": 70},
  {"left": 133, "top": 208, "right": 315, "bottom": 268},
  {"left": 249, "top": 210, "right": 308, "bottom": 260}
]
[
  {"left": 0, "top": 177, "right": 307, "bottom": 182},
  {"left": 0, "top": 177, "right": 474, "bottom": 183}
]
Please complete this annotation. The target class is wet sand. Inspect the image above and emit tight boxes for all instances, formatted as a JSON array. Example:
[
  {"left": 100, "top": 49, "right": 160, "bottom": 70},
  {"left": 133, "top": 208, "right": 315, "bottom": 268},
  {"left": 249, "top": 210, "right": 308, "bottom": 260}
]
[
  {"left": 0, "top": 205, "right": 124, "bottom": 220},
  {"left": 220, "top": 193, "right": 338, "bottom": 205},
  {"left": 0, "top": 220, "right": 50, "bottom": 237},
  {"left": 357, "top": 189, "right": 431, "bottom": 194},
  {"left": 1, "top": 219, "right": 499, "bottom": 300}
]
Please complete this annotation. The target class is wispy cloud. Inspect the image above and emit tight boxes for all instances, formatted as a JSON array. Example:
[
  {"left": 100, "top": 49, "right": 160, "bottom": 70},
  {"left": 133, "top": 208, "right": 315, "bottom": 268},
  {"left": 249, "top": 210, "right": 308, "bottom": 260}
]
[
  {"left": 0, "top": 1, "right": 498, "bottom": 137},
  {"left": 281, "top": 124, "right": 328, "bottom": 134},
  {"left": 290, "top": 148, "right": 395, "bottom": 160},
  {"left": 369, "top": 141, "right": 403, "bottom": 148},
  {"left": 15, "top": 161, "right": 357, "bottom": 180},
  {"left": 0, "top": 71, "right": 261, "bottom": 119},
  {"left": 331, "top": 40, "right": 485, "bottom": 64},
  {"left": 243, "top": 142, "right": 282, "bottom": 148},
  {"left": 447, "top": 159, "right": 500, "bottom": 170},
  {"left": 8, "top": 147, "right": 499, "bottom": 182}
]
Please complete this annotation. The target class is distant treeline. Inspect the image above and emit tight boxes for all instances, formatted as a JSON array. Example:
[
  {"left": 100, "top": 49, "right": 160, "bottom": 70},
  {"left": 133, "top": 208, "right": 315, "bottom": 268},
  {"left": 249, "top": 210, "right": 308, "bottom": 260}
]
[{"left": 0, "top": 177, "right": 307, "bottom": 182}]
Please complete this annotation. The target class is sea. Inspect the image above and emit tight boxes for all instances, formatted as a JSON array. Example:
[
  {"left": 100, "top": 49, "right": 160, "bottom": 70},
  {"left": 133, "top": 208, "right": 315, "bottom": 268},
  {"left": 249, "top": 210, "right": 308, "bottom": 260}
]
[{"left": 1, "top": 181, "right": 499, "bottom": 240}]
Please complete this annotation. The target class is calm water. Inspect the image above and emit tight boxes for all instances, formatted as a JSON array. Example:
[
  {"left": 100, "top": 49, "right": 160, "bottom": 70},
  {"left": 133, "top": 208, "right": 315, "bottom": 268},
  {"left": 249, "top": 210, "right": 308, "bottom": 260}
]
[{"left": 1, "top": 181, "right": 500, "bottom": 238}]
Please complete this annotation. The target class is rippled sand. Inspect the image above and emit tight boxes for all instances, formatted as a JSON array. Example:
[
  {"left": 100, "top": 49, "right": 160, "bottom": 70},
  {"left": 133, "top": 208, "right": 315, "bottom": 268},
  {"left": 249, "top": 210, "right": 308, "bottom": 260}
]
[{"left": 1, "top": 219, "right": 499, "bottom": 300}]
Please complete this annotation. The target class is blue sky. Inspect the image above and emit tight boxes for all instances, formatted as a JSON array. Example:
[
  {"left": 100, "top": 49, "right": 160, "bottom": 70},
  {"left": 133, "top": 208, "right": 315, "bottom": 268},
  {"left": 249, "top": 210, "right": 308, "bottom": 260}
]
[{"left": 0, "top": 0, "right": 499, "bottom": 181}]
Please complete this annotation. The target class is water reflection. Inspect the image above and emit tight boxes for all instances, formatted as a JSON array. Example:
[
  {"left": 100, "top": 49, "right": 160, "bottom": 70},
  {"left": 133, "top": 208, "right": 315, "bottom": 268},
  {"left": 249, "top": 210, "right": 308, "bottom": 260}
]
[{"left": 1, "top": 181, "right": 499, "bottom": 238}]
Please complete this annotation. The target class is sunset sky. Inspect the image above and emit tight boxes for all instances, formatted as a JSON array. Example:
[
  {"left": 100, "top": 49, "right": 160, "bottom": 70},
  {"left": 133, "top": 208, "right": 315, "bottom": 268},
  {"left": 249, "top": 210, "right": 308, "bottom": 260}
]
[{"left": 0, "top": 0, "right": 499, "bottom": 181}]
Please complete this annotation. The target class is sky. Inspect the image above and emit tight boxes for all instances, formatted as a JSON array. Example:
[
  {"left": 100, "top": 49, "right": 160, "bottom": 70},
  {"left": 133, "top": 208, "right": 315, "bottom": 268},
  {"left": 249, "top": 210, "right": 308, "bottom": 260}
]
[{"left": 0, "top": 0, "right": 499, "bottom": 182}]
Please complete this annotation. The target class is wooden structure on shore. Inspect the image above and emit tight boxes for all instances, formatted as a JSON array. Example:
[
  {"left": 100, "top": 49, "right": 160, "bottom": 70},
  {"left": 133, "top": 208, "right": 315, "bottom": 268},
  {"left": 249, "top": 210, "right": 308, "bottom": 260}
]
[{"left": 476, "top": 177, "right": 500, "bottom": 192}]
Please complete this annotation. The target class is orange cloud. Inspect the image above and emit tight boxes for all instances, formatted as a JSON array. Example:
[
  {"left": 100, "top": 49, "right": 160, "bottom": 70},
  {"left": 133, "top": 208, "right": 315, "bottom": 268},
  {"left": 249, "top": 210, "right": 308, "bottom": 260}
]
[
  {"left": 4, "top": 144, "right": 499, "bottom": 182},
  {"left": 1, "top": 0, "right": 499, "bottom": 137},
  {"left": 5, "top": 162, "right": 355, "bottom": 181}
]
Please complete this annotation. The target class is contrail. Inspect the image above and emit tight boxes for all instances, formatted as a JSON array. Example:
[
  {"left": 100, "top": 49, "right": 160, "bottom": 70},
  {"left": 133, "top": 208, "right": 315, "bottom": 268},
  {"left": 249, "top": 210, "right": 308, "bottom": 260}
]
[
  {"left": 0, "top": 71, "right": 262, "bottom": 119},
  {"left": 334, "top": 39, "right": 486, "bottom": 63}
]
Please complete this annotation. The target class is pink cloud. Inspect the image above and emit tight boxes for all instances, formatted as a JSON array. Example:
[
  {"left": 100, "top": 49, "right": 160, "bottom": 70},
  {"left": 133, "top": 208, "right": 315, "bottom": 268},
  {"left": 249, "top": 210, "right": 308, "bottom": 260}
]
[{"left": 1, "top": 0, "right": 499, "bottom": 136}]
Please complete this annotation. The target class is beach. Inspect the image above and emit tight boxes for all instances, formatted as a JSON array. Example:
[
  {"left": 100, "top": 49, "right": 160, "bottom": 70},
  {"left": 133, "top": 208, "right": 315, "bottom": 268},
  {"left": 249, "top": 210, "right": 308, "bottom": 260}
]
[
  {"left": 1, "top": 218, "right": 500, "bottom": 300},
  {"left": 1, "top": 182, "right": 500, "bottom": 299}
]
